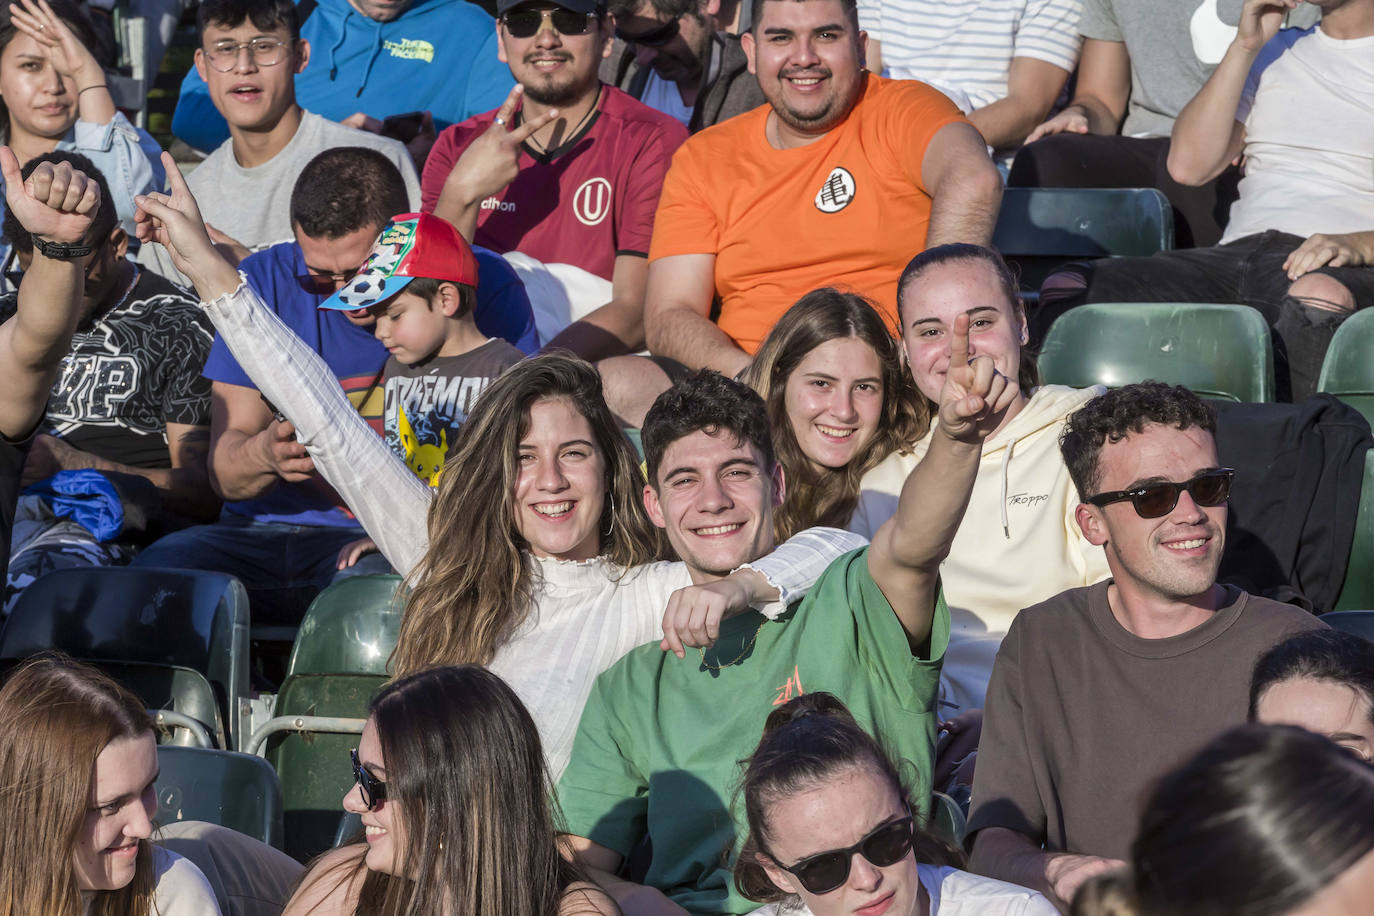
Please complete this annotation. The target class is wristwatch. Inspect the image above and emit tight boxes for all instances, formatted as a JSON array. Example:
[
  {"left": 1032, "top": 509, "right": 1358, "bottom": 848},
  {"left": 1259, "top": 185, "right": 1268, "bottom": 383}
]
[{"left": 31, "top": 236, "right": 94, "bottom": 260}]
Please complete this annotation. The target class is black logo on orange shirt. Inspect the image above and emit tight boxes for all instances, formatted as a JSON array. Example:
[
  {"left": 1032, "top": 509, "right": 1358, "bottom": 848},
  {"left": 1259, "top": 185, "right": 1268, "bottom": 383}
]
[{"left": 815, "top": 167, "right": 856, "bottom": 213}]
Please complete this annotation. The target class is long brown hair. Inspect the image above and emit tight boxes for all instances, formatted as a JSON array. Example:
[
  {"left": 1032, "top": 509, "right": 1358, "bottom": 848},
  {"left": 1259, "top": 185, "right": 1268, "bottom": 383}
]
[
  {"left": 309, "top": 666, "right": 595, "bottom": 915},
  {"left": 0, "top": 655, "right": 156, "bottom": 916},
  {"left": 391, "top": 353, "right": 666, "bottom": 677},
  {"left": 734, "top": 692, "right": 962, "bottom": 905},
  {"left": 743, "top": 289, "right": 925, "bottom": 541}
]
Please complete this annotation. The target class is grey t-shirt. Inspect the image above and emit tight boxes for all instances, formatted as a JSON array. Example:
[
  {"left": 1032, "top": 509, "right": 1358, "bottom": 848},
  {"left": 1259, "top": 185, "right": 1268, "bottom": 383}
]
[
  {"left": 967, "top": 580, "right": 1323, "bottom": 859},
  {"left": 382, "top": 338, "right": 524, "bottom": 484},
  {"left": 139, "top": 110, "right": 421, "bottom": 286},
  {"left": 1078, "top": 0, "right": 1318, "bottom": 137}
]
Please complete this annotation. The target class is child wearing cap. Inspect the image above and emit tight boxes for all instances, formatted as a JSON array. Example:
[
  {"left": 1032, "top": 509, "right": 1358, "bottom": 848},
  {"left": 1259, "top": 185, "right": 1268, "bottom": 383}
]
[{"left": 320, "top": 212, "right": 523, "bottom": 487}]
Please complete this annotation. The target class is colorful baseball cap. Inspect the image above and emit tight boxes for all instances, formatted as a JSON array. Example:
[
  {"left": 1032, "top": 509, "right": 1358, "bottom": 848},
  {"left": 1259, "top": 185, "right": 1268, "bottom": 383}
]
[{"left": 318, "top": 212, "right": 479, "bottom": 311}]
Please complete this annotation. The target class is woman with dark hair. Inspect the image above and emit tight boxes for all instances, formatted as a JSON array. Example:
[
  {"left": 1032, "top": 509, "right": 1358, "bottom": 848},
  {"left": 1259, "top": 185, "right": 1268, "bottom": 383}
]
[
  {"left": 284, "top": 665, "right": 615, "bottom": 916},
  {"left": 0, "top": 655, "right": 220, "bottom": 915},
  {"left": 850, "top": 243, "right": 1110, "bottom": 711},
  {"left": 1250, "top": 627, "right": 1374, "bottom": 761},
  {"left": 743, "top": 288, "right": 925, "bottom": 541},
  {"left": 1071, "top": 724, "right": 1374, "bottom": 916},
  {"left": 735, "top": 692, "right": 1055, "bottom": 916},
  {"left": 135, "top": 157, "right": 863, "bottom": 776},
  {"left": 0, "top": 0, "right": 162, "bottom": 248}
]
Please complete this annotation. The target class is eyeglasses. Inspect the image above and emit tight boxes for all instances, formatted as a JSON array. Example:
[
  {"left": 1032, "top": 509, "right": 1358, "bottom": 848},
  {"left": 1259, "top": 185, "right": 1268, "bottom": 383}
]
[
  {"left": 614, "top": 16, "right": 680, "bottom": 47},
  {"left": 350, "top": 749, "right": 388, "bottom": 810},
  {"left": 1087, "top": 468, "right": 1235, "bottom": 519},
  {"left": 203, "top": 37, "right": 291, "bottom": 72},
  {"left": 500, "top": 7, "right": 598, "bottom": 38},
  {"left": 770, "top": 814, "right": 915, "bottom": 895}
]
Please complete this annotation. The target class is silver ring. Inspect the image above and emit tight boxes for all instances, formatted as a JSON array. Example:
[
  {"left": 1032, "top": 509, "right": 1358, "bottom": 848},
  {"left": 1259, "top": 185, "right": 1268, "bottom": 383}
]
[
  {"left": 38, "top": 23, "right": 46, "bottom": 29},
  {"left": 493, "top": 116, "right": 506, "bottom": 126}
]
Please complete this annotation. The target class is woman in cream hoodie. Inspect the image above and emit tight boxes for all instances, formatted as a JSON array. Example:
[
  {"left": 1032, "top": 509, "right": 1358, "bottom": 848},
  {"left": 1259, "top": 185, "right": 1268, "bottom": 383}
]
[{"left": 850, "top": 245, "right": 1110, "bottom": 711}]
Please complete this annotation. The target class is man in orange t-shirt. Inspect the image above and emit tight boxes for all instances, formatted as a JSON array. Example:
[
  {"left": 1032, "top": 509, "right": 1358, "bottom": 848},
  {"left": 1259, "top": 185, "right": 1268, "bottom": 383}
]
[{"left": 642, "top": 0, "right": 1002, "bottom": 377}]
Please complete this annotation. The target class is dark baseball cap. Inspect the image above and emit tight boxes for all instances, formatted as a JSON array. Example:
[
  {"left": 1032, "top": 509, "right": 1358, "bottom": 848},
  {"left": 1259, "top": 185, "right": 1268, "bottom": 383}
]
[{"left": 496, "top": 0, "right": 605, "bottom": 17}]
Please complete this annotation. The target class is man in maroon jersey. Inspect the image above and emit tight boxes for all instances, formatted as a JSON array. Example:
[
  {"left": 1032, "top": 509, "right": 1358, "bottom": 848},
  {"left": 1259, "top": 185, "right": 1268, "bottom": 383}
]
[{"left": 421, "top": 0, "right": 688, "bottom": 367}]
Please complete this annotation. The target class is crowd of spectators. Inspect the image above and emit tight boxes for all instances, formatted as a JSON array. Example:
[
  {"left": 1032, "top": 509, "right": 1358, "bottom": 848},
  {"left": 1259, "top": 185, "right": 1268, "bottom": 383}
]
[{"left": 1, "top": 0, "right": 1372, "bottom": 911}]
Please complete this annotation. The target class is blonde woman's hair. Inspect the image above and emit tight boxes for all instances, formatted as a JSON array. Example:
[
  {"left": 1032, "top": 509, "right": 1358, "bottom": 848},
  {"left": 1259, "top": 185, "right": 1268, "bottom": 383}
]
[
  {"left": 743, "top": 289, "right": 926, "bottom": 541},
  {"left": 0, "top": 655, "right": 156, "bottom": 916},
  {"left": 390, "top": 353, "right": 666, "bottom": 677}
]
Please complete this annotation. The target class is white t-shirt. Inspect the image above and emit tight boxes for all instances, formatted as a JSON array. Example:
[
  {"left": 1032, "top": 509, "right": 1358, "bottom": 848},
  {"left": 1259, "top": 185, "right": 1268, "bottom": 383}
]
[
  {"left": 748, "top": 864, "right": 1057, "bottom": 916},
  {"left": 1222, "top": 25, "right": 1374, "bottom": 244},
  {"left": 641, "top": 71, "right": 695, "bottom": 128},
  {"left": 856, "top": 0, "right": 1082, "bottom": 111},
  {"left": 82, "top": 846, "right": 221, "bottom": 915}
]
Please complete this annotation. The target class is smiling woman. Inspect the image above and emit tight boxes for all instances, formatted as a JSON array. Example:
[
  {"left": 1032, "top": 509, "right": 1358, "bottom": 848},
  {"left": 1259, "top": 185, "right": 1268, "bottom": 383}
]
[
  {"left": 743, "top": 288, "right": 925, "bottom": 541},
  {"left": 0, "top": 655, "right": 220, "bottom": 916}
]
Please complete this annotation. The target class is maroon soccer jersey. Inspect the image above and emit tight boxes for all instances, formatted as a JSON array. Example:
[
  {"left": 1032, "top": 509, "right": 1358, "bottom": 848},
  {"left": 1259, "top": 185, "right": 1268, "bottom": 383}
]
[{"left": 422, "top": 86, "right": 688, "bottom": 281}]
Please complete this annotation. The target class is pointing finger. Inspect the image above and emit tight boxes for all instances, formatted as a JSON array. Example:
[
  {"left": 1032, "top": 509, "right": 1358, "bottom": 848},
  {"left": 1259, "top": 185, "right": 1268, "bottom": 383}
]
[
  {"left": 491, "top": 83, "right": 525, "bottom": 130},
  {"left": 949, "top": 312, "right": 971, "bottom": 372},
  {"left": 509, "top": 107, "right": 560, "bottom": 144}
]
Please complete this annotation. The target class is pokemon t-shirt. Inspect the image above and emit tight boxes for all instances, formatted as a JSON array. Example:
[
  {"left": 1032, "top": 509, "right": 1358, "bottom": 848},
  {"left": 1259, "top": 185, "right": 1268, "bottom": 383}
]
[{"left": 381, "top": 339, "right": 523, "bottom": 486}]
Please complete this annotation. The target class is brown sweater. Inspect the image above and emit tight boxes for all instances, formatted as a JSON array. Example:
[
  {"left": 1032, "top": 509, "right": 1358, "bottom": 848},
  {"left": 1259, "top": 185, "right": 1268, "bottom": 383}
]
[{"left": 967, "top": 581, "right": 1324, "bottom": 859}]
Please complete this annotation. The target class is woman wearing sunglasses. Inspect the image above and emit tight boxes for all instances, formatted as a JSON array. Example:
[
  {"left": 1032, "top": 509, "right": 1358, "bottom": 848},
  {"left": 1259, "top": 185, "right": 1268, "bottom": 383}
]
[
  {"left": 0, "top": 655, "right": 221, "bottom": 915},
  {"left": 849, "top": 244, "right": 1111, "bottom": 712},
  {"left": 283, "top": 665, "right": 615, "bottom": 916},
  {"left": 735, "top": 692, "right": 1056, "bottom": 916}
]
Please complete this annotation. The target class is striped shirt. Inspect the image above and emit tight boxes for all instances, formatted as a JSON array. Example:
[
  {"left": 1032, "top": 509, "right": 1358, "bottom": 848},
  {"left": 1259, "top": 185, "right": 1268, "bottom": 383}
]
[{"left": 858, "top": 0, "right": 1083, "bottom": 110}]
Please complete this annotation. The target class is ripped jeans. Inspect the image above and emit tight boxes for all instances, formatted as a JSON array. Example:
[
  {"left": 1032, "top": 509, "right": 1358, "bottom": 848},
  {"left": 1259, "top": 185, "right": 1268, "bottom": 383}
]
[{"left": 1036, "top": 231, "right": 1374, "bottom": 401}]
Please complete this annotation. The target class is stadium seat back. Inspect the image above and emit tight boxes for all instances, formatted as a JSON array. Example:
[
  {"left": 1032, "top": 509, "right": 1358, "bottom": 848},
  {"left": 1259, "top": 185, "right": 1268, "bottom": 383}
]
[
  {"left": 993, "top": 187, "right": 1175, "bottom": 293},
  {"left": 266, "top": 673, "right": 386, "bottom": 862},
  {"left": 0, "top": 567, "right": 250, "bottom": 746},
  {"left": 1318, "top": 308, "right": 1374, "bottom": 428},
  {"left": 288, "top": 575, "right": 404, "bottom": 677},
  {"left": 1331, "top": 451, "right": 1374, "bottom": 613},
  {"left": 157, "top": 745, "right": 285, "bottom": 848},
  {"left": 1038, "top": 302, "right": 1275, "bottom": 402}
]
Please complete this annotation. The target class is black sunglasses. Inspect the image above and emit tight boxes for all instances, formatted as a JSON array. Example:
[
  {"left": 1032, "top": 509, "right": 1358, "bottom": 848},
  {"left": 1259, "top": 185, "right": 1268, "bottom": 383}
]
[
  {"left": 350, "top": 749, "right": 388, "bottom": 810},
  {"left": 1087, "top": 468, "right": 1235, "bottom": 519},
  {"left": 770, "top": 814, "right": 915, "bottom": 895},
  {"left": 501, "top": 7, "right": 598, "bottom": 38},
  {"left": 614, "top": 16, "right": 679, "bottom": 47}
]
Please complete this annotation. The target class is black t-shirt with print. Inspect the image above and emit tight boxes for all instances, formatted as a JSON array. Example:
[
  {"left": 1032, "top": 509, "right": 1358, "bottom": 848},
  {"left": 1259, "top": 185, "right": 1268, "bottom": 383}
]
[{"left": 0, "top": 268, "right": 213, "bottom": 469}]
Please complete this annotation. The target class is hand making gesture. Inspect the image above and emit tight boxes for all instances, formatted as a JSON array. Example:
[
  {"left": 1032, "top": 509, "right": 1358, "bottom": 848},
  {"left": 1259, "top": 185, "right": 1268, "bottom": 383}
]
[
  {"left": 1, "top": 146, "right": 100, "bottom": 244},
  {"left": 434, "top": 85, "right": 560, "bottom": 239},
  {"left": 936, "top": 313, "right": 1021, "bottom": 445},
  {"left": 134, "top": 150, "right": 241, "bottom": 299},
  {"left": 1236, "top": 0, "right": 1298, "bottom": 52}
]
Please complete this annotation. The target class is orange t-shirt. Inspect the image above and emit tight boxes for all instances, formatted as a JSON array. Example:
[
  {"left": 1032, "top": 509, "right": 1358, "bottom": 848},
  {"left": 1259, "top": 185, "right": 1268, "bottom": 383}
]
[{"left": 648, "top": 74, "right": 966, "bottom": 354}]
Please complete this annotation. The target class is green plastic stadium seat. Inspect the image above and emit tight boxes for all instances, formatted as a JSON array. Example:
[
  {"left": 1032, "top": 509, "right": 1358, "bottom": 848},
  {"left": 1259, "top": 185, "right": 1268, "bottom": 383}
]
[
  {"left": 992, "top": 187, "right": 1175, "bottom": 294},
  {"left": 1330, "top": 451, "right": 1374, "bottom": 613},
  {"left": 928, "top": 792, "right": 966, "bottom": 847},
  {"left": 249, "top": 575, "right": 403, "bottom": 862},
  {"left": 0, "top": 567, "right": 250, "bottom": 748},
  {"left": 1038, "top": 302, "right": 1275, "bottom": 403},
  {"left": 1318, "top": 308, "right": 1374, "bottom": 428},
  {"left": 157, "top": 746, "right": 285, "bottom": 849}
]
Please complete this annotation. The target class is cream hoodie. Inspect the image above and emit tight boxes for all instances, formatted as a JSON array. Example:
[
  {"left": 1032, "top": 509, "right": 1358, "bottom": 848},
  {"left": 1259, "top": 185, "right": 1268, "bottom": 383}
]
[{"left": 849, "top": 385, "right": 1111, "bottom": 710}]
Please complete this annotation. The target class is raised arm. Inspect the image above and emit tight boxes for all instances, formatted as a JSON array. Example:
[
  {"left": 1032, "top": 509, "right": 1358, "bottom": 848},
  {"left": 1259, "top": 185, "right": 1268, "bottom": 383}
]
[
  {"left": 1168, "top": 0, "right": 1289, "bottom": 185},
  {"left": 1024, "top": 38, "right": 1131, "bottom": 142},
  {"left": 867, "top": 314, "right": 1017, "bottom": 647},
  {"left": 643, "top": 253, "right": 752, "bottom": 377},
  {"left": 921, "top": 121, "right": 1002, "bottom": 247},
  {"left": 0, "top": 150, "right": 100, "bottom": 438},
  {"left": 134, "top": 153, "right": 432, "bottom": 573}
]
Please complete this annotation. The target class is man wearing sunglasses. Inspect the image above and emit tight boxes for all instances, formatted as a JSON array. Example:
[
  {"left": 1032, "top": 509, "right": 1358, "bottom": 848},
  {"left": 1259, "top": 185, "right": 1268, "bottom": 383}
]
[
  {"left": 422, "top": 0, "right": 688, "bottom": 365},
  {"left": 601, "top": 0, "right": 765, "bottom": 132},
  {"left": 966, "top": 381, "right": 1324, "bottom": 909}
]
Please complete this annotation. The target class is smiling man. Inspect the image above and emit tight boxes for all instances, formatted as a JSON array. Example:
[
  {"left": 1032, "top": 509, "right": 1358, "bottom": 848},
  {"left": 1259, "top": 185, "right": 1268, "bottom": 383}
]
[
  {"left": 641, "top": 0, "right": 1002, "bottom": 380},
  {"left": 422, "top": 0, "right": 687, "bottom": 361},
  {"left": 557, "top": 319, "right": 1018, "bottom": 914},
  {"left": 965, "top": 381, "right": 1325, "bottom": 910},
  {"left": 138, "top": 0, "right": 420, "bottom": 288}
]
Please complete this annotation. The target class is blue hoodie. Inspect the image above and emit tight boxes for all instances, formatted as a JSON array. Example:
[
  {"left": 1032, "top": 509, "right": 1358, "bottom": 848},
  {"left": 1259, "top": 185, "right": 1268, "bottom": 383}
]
[{"left": 173, "top": 0, "right": 514, "bottom": 153}]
